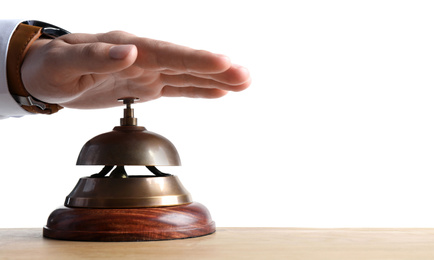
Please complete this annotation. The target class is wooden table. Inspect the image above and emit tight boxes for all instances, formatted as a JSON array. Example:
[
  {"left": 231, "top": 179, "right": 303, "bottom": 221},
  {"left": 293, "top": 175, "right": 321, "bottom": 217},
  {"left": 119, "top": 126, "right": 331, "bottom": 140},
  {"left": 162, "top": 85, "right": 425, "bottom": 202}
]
[{"left": 2, "top": 228, "right": 434, "bottom": 259}]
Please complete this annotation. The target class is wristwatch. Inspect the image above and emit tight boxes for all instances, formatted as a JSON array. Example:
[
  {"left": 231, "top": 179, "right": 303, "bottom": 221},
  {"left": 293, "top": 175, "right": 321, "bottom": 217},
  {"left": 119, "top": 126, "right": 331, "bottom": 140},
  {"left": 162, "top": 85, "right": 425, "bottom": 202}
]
[{"left": 6, "top": 20, "right": 70, "bottom": 114}]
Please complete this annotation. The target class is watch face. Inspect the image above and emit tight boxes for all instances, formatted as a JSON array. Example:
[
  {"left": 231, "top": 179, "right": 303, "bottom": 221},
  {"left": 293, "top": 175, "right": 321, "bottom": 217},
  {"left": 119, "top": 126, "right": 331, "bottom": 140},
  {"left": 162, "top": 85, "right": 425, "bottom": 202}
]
[{"left": 24, "top": 20, "right": 70, "bottom": 38}]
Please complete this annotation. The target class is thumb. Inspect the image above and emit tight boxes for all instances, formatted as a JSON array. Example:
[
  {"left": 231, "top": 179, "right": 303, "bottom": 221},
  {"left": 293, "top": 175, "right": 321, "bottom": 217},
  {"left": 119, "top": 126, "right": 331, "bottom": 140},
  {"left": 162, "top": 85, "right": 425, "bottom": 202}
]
[{"left": 64, "top": 43, "right": 137, "bottom": 75}]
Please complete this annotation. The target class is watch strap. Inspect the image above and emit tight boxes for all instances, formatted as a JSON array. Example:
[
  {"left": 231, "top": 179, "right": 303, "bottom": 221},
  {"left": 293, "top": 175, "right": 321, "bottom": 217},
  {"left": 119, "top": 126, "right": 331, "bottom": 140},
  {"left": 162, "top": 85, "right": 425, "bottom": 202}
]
[{"left": 6, "top": 23, "right": 63, "bottom": 114}]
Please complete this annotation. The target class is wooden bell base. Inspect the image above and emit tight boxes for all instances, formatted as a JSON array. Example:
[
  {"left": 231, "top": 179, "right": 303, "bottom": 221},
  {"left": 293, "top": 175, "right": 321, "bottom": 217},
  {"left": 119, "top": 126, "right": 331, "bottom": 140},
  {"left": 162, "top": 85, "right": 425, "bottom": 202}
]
[{"left": 43, "top": 202, "right": 215, "bottom": 242}]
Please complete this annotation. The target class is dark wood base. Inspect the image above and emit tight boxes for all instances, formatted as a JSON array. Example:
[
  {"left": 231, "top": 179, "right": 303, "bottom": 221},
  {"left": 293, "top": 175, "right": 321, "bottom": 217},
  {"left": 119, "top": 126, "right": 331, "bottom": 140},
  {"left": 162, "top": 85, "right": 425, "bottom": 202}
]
[{"left": 43, "top": 202, "right": 215, "bottom": 242}]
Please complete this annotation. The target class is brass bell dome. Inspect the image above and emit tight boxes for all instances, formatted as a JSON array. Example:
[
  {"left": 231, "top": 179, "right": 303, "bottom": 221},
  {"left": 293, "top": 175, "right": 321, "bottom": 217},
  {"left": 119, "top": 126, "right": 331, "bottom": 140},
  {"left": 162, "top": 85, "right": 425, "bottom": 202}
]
[
  {"left": 76, "top": 98, "right": 181, "bottom": 166},
  {"left": 65, "top": 97, "right": 191, "bottom": 208}
]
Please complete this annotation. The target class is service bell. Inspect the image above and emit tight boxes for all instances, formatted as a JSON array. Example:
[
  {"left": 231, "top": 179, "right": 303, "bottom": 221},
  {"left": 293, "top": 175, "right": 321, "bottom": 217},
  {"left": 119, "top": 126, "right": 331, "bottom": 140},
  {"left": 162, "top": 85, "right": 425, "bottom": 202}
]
[{"left": 43, "top": 98, "right": 215, "bottom": 241}]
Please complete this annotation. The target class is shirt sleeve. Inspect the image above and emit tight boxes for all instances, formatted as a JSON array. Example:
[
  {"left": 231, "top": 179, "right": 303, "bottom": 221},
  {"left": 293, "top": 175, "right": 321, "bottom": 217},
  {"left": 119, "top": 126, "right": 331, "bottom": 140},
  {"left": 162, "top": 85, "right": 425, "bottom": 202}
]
[{"left": 0, "top": 19, "right": 32, "bottom": 119}]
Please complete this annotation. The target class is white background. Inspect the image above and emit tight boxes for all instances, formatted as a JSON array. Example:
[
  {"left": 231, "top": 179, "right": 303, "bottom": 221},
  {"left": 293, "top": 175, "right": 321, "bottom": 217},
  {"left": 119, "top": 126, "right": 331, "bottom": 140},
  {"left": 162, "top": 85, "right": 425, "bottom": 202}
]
[{"left": 1, "top": 0, "right": 434, "bottom": 228}]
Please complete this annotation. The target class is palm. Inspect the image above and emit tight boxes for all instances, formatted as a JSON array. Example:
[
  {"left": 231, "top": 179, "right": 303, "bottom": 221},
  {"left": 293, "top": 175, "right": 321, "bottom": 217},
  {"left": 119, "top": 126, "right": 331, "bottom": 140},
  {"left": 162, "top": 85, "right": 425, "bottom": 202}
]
[{"left": 63, "top": 68, "right": 163, "bottom": 109}]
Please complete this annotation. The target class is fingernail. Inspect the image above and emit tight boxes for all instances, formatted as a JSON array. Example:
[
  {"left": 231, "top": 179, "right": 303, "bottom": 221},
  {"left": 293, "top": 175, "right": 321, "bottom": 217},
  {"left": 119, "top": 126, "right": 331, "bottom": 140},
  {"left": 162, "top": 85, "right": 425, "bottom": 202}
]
[
  {"left": 109, "top": 45, "right": 135, "bottom": 59},
  {"left": 234, "top": 64, "right": 250, "bottom": 73},
  {"left": 217, "top": 54, "right": 231, "bottom": 62}
]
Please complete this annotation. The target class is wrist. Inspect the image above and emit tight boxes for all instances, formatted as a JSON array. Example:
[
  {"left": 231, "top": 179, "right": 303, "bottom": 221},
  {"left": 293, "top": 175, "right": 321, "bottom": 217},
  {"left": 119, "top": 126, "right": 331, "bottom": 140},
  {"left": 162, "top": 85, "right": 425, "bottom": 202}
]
[{"left": 6, "top": 21, "right": 68, "bottom": 114}]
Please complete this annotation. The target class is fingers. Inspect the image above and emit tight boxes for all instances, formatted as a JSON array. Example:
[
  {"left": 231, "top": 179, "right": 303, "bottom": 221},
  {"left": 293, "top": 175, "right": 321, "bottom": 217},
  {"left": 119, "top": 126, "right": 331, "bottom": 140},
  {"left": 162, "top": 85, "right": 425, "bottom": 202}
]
[
  {"left": 190, "top": 65, "right": 251, "bottom": 86},
  {"left": 161, "top": 86, "right": 228, "bottom": 99},
  {"left": 158, "top": 66, "right": 251, "bottom": 99},
  {"left": 60, "top": 31, "right": 250, "bottom": 83},
  {"left": 62, "top": 32, "right": 233, "bottom": 74},
  {"left": 135, "top": 41, "right": 232, "bottom": 74},
  {"left": 160, "top": 73, "right": 251, "bottom": 92},
  {"left": 101, "top": 32, "right": 232, "bottom": 73}
]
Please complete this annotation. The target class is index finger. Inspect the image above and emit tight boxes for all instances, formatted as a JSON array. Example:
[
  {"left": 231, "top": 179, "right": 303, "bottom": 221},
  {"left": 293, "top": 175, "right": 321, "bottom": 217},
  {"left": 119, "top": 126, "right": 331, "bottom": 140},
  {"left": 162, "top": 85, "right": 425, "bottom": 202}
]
[{"left": 134, "top": 39, "right": 232, "bottom": 74}]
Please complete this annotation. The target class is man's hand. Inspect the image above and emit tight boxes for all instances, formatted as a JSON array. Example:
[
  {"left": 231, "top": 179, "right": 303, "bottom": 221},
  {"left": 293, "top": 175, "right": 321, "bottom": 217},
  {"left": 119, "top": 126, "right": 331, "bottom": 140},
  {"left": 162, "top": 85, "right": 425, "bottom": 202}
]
[{"left": 21, "top": 31, "right": 251, "bottom": 109}]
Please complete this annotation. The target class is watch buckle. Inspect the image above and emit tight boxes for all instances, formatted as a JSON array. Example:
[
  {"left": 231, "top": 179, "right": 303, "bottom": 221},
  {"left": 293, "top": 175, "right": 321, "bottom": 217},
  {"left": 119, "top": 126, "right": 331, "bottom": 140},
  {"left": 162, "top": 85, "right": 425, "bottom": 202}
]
[{"left": 12, "top": 95, "right": 47, "bottom": 110}]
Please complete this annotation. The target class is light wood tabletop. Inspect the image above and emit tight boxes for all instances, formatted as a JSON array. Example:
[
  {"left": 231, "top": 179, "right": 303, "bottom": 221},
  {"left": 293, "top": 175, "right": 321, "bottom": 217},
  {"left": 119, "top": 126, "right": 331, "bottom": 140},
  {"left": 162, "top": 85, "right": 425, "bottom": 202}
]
[{"left": 2, "top": 228, "right": 434, "bottom": 259}]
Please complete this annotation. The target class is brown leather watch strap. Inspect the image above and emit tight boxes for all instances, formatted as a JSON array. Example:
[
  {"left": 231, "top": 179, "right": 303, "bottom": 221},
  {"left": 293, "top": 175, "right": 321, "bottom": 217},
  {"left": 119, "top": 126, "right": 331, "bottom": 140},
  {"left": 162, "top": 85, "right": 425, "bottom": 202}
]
[{"left": 6, "top": 23, "right": 63, "bottom": 114}]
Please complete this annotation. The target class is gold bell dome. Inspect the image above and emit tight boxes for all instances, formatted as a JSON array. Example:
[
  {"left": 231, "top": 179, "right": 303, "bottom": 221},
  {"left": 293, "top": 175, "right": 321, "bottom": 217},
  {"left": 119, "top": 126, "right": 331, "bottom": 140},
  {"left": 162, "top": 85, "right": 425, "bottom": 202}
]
[{"left": 76, "top": 97, "right": 181, "bottom": 166}]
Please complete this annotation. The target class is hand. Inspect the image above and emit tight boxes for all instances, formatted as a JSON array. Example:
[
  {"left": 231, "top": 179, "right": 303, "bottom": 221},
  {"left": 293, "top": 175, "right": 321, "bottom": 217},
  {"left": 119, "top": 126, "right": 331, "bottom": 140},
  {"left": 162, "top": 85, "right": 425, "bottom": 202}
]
[{"left": 21, "top": 31, "right": 251, "bottom": 109}]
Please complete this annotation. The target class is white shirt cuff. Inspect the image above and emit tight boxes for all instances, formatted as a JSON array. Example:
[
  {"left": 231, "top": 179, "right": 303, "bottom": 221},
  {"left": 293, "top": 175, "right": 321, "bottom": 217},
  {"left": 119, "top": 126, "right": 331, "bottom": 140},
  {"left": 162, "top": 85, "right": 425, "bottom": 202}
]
[{"left": 0, "top": 19, "right": 32, "bottom": 118}]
